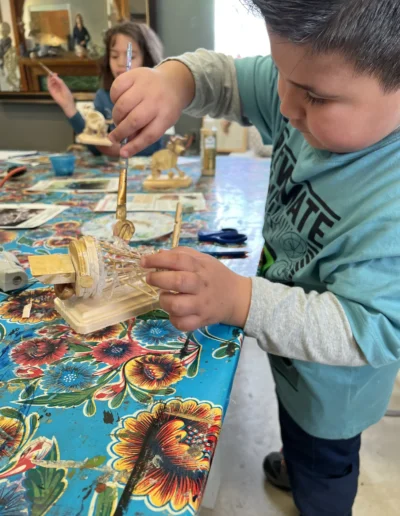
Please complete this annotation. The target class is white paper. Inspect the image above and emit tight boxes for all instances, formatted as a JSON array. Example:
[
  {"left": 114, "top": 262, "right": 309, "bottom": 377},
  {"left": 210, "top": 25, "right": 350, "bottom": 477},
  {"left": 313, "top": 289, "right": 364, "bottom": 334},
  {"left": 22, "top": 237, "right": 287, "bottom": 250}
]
[
  {"left": 0, "top": 151, "right": 38, "bottom": 161},
  {"left": 128, "top": 155, "right": 200, "bottom": 169},
  {"left": 28, "top": 177, "right": 119, "bottom": 193},
  {"left": 6, "top": 155, "right": 53, "bottom": 167},
  {"left": 0, "top": 204, "right": 68, "bottom": 229},
  {"left": 95, "top": 192, "right": 207, "bottom": 213}
]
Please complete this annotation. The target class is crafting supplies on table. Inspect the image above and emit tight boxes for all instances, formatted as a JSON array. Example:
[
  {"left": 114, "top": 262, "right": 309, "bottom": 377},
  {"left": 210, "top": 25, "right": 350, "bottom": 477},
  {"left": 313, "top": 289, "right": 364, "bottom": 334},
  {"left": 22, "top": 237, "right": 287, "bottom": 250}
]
[{"left": 0, "top": 152, "right": 269, "bottom": 515}]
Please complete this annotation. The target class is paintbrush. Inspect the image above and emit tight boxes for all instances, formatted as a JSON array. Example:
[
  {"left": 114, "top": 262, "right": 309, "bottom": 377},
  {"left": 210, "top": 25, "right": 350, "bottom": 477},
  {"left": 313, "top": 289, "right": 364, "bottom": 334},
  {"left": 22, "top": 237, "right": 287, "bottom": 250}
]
[
  {"left": 171, "top": 202, "right": 183, "bottom": 248},
  {"left": 38, "top": 61, "right": 53, "bottom": 76},
  {"left": 120, "top": 42, "right": 133, "bottom": 171}
]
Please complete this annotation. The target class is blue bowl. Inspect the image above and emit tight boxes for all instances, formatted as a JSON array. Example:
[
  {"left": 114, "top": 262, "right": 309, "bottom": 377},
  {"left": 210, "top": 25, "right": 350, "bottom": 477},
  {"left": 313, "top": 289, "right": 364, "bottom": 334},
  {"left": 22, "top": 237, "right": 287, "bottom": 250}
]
[{"left": 49, "top": 154, "right": 76, "bottom": 177}]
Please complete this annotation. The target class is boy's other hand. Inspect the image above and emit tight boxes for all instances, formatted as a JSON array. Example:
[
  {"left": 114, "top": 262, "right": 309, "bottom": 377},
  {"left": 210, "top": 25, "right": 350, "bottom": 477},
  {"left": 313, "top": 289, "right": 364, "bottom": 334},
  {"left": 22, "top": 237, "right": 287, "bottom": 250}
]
[
  {"left": 109, "top": 62, "right": 195, "bottom": 158},
  {"left": 141, "top": 247, "right": 252, "bottom": 332}
]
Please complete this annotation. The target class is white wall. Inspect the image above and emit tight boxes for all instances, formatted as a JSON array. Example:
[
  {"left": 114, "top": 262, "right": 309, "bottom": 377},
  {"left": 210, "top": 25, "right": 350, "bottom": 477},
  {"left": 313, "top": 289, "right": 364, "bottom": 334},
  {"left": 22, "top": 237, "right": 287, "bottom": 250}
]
[
  {"left": 23, "top": 0, "right": 108, "bottom": 47},
  {"left": 215, "top": 0, "right": 270, "bottom": 57}
]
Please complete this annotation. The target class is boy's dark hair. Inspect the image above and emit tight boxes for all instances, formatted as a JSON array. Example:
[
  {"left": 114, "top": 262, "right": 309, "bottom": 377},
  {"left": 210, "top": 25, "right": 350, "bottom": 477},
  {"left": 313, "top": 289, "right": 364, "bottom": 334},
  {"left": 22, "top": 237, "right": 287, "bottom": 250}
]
[
  {"left": 247, "top": 0, "right": 400, "bottom": 92},
  {"left": 100, "top": 21, "right": 163, "bottom": 91}
]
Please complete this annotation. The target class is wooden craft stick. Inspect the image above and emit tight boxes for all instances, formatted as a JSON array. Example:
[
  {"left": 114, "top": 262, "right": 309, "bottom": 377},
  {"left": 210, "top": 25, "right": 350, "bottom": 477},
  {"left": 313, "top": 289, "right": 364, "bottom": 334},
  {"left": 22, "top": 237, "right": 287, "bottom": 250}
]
[
  {"left": 164, "top": 411, "right": 218, "bottom": 425},
  {"left": 171, "top": 202, "right": 182, "bottom": 248},
  {"left": 38, "top": 61, "right": 53, "bottom": 75}
]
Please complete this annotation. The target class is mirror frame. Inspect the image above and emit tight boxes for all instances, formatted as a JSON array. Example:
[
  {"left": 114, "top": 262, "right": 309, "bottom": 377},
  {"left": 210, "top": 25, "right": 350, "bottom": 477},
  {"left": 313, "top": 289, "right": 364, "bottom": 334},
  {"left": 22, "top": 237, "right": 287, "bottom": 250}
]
[{"left": 0, "top": 0, "right": 151, "bottom": 101}]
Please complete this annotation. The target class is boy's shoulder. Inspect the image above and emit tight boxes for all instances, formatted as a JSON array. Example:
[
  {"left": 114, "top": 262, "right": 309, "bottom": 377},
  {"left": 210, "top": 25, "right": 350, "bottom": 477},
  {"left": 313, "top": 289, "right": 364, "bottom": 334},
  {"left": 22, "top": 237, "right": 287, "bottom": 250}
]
[{"left": 235, "top": 55, "right": 281, "bottom": 145}]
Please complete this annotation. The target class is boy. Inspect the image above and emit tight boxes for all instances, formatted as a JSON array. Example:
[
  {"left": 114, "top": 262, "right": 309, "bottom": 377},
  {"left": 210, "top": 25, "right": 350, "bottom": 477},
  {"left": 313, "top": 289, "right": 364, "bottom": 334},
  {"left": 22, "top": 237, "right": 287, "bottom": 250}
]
[{"left": 109, "top": 1, "right": 400, "bottom": 514}]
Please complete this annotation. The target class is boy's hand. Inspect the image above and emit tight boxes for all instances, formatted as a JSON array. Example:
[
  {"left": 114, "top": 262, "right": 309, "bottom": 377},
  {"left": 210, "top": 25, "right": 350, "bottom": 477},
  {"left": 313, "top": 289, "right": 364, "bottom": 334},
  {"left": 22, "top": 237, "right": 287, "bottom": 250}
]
[
  {"left": 141, "top": 247, "right": 252, "bottom": 332},
  {"left": 47, "top": 74, "right": 76, "bottom": 117},
  {"left": 109, "top": 62, "right": 195, "bottom": 157}
]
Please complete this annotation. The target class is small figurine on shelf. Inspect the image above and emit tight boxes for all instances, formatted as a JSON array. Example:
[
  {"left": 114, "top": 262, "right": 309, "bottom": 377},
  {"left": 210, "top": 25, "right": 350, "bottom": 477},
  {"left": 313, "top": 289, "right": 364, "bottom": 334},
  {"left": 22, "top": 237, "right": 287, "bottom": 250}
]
[
  {"left": 73, "top": 14, "right": 90, "bottom": 56},
  {"left": 144, "top": 135, "right": 192, "bottom": 190},
  {"left": 76, "top": 108, "right": 113, "bottom": 147}
]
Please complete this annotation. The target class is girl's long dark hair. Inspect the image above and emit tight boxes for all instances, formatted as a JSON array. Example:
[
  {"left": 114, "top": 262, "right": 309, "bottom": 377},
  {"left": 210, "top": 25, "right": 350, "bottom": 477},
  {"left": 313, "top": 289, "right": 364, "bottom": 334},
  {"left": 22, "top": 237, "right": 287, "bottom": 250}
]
[{"left": 100, "top": 21, "right": 163, "bottom": 91}]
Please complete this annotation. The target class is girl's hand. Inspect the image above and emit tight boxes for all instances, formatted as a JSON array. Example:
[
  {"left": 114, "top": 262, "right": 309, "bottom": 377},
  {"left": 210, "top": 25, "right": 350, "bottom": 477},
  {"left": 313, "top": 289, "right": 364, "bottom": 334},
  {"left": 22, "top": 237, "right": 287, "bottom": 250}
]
[
  {"left": 47, "top": 74, "right": 76, "bottom": 117},
  {"left": 109, "top": 62, "right": 195, "bottom": 157},
  {"left": 141, "top": 247, "right": 252, "bottom": 332}
]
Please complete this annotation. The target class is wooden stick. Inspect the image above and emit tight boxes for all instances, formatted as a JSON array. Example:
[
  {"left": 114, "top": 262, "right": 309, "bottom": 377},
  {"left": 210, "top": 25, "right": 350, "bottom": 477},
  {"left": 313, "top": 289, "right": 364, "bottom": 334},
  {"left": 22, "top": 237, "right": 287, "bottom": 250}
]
[
  {"left": 172, "top": 202, "right": 182, "bottom": 248},
  {"left": 38, "top": 61, "right": 53, "bottom": 75},
  {"left": 164, "top": 411, "right": 219, "bottom": 425}
]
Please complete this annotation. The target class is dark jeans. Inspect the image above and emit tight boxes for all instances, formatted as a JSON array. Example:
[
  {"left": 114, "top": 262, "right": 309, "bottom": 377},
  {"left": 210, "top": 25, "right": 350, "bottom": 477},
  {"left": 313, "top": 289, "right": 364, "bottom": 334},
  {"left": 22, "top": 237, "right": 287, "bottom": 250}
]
[{"left": 279, "top": 401, "right": 361, "bottom": 516}]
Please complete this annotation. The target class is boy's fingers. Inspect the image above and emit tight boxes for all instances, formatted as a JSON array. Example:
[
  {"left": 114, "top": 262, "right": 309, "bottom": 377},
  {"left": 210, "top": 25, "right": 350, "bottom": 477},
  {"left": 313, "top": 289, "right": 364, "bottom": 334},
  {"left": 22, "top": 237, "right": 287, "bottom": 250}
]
[
  {"left": 110, "top": 70, "right": 136, "bottom": 104},
  {"left": 111, "top": 87, "right": 143, "bottom": 127},
  {"left": 119, "top": 118, "right": 166, "bottom": 158},
  {"left": 142, "top": 249, "right": 200, "bottom": 273},
  {"left": 109, "top": 101, "right": 153, "bottom": 144},
  {"left": 147, "top": 271, "right": 200, "bottom": 294},
  {"left": 159, "top": 292, "right": 199, "bottom": 318},
  {"left": 169, "top": 314, "right": 203, "bottom": 333}
]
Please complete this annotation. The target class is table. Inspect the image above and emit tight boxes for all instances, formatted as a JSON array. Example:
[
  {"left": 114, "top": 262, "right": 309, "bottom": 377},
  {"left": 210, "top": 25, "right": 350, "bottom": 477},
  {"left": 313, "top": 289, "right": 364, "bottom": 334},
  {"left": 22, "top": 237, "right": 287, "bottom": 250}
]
[{"left": 0, "top": 154, "right": 269, "bottom": 515}]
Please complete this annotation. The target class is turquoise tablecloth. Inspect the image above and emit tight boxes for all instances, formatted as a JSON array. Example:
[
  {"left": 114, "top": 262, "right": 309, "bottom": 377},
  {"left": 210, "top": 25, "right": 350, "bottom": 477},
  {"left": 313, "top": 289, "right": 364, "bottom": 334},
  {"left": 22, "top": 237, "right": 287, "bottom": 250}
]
[{"left": 0, "top": 154, "right": 269, "bottom": 515}]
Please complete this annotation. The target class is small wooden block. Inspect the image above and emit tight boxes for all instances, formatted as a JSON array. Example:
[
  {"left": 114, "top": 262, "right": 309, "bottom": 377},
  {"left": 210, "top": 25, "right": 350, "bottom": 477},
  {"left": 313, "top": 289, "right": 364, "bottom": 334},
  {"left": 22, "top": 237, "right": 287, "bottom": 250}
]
[
  {"left": 29, "top": 254, "right": 76, "bottom": 284},
  {"left": 76, "top": 134, "right": 113, "bottom": 147},
  {"left": 143, "top": 174, "right": 192, "bottom": 190},
  {"left": 55, "top": 284, "right": 159, "bottom": 334}
]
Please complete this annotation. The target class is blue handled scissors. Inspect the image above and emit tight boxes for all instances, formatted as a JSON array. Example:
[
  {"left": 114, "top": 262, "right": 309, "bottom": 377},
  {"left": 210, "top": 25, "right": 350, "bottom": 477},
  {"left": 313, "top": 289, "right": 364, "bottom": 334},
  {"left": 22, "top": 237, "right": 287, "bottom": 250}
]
[{"left": 198, "top": 228, "right": 248, "bottom": 245}]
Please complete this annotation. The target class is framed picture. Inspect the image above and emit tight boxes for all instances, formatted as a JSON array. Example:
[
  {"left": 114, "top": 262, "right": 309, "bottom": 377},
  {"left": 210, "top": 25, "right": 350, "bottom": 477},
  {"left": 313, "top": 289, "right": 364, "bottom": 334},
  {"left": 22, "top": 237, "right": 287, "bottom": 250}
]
[{"left": 28, "top": 3, "right": 72, "bottom": 48}]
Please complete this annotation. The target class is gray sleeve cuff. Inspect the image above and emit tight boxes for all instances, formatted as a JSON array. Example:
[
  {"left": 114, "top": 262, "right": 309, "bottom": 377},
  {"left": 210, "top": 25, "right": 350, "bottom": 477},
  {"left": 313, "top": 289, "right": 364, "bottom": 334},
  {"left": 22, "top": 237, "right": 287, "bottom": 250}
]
[
  {"left": 244, "top": 277, "right": 367, "bottom": 367},
  {"left": 159, "top": 49, "right": 248, "bottom": 124}
]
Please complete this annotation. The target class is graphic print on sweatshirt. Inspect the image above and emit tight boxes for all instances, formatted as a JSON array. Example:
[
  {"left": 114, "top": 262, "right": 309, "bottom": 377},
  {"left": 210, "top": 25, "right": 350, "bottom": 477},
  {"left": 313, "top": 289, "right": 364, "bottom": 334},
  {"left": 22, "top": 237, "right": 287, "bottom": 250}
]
[{"left": 261, "top": 127, "right": 341, "bottom": 282}]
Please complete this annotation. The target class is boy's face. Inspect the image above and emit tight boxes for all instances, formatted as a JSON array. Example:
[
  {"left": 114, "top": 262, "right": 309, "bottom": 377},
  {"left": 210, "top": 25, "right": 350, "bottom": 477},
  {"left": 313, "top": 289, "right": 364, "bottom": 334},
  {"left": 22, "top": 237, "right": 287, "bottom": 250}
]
[{"left": 269, "top": 32, "right": 400, "bottom": 153}]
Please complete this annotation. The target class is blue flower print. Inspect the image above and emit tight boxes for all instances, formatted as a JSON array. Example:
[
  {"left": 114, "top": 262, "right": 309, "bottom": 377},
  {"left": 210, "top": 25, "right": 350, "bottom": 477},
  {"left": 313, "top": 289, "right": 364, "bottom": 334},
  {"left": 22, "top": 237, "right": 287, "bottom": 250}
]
[
  {"left": 0, "top": 480, "right": 29, "bottom": 515},
  {"left": 41, "top": 362, "right": 94, "bottom": 393},
  {"left": 132, "top": 320, "right": 183, "bottom": 346}
]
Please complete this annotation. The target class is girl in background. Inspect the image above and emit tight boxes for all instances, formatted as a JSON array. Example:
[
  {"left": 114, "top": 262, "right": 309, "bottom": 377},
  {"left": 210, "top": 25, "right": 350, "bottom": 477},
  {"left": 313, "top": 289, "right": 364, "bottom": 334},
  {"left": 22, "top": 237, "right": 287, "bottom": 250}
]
[{"left": 48, "top": 21, "right": 163, "bottom": 157}]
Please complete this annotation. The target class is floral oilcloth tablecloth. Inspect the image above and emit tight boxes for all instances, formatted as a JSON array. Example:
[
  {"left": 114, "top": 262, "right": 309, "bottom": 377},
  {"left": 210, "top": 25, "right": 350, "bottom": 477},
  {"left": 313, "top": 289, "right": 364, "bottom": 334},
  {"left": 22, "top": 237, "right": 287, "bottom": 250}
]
[{"left": 0, "top": 154, "right": 269, "bottom": 515}]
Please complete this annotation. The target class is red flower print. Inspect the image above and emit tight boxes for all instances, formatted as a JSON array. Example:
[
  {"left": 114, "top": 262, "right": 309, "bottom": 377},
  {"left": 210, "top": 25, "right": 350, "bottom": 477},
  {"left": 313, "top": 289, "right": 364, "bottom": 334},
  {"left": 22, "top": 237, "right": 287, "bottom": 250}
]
[
  {"left": 46, "top": 237, "right": 75, "bottom": 248},
  {"left": 11, "top": 338, "right": 68, "bottom": 366},
  {"left": 0, "top": 288, "right": 57, "bottom": 323},
  {"left": 94, "top": 377, "right": 125, "bottom": 400},
  {"left": 109, "top": 399, "right": 222, "bottom": 513},
  {"left": 92, "top": 339, "right": 138, "bottom": 366},
  {"left": 15, "top": 366, "right": 43, "bottom": 379},
  {"left": 53, "top": 221, "right": 80, "bottom": 231}
]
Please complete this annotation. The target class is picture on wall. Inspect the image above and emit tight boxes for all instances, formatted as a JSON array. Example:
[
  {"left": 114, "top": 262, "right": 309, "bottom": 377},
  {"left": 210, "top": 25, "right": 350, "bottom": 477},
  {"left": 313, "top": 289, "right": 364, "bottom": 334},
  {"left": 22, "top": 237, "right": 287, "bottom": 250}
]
[{"left": 28, "top": 4, "right": 71, "bottom": 48}]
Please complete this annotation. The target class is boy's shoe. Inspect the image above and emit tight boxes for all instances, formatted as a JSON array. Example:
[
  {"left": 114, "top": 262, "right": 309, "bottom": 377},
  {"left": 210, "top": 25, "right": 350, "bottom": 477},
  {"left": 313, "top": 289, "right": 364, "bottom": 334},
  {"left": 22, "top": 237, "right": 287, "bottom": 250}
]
[{"left": 263, "top": 451, "right": 291, "bottom": 491}]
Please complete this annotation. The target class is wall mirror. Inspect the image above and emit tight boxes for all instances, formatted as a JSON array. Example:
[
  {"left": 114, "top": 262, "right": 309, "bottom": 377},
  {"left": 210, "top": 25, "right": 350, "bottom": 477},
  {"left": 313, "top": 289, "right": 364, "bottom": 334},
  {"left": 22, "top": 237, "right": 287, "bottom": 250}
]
[{"left": 0, "top": 0, "right": 150, "bottom": 97}]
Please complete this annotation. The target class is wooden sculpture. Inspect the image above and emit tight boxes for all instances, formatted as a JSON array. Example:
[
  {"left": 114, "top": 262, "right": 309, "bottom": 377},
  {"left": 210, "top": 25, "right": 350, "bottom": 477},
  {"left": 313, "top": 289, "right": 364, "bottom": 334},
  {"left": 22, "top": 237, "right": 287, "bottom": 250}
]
[
  {"left": 144, "top": 135, "right": 192, "bottom": 190},
  {"left": 76, "top": 109, "right": 113, "bottom": 147},
  {"left": 28, "top": 203, "right": 183, "bottom": 335},
  {"left": 113, "top": 165, "right": 135, "bottom": 241}
]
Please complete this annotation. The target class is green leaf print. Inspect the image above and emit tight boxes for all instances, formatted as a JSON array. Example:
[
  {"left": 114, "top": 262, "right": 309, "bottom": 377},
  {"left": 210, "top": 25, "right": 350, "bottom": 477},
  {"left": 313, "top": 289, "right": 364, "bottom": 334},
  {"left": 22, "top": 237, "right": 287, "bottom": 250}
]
[
  {"left": 24, "top": 440, "right": 68, "bottom": 516},
  {"left": 89, "top": 485, "right": 118, "bottom": 516},
  {"left": 136, "top": 309, "right": 169, "bottom": 321}
]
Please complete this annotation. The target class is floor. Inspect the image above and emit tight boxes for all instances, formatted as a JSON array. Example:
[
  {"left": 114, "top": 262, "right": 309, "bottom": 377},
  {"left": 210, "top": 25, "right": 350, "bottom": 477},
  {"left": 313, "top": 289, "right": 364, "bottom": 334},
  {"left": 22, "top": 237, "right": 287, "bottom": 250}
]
[{"left": 200, "top": 339, "right": 400, "bottom": 516}]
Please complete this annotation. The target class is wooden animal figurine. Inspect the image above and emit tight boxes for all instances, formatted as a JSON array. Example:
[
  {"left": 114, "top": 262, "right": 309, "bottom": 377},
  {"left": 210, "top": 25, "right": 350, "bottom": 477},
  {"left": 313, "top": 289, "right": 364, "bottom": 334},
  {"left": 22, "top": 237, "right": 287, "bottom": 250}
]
[
  {"left": 27, "top": 203, "right": 183, "bottom": 335},
  {"left": 144, "top": 135, "right": 192, "bottom": 190},
  {"left": 76, "top": 109, "right": 112, "bottom": 147}
]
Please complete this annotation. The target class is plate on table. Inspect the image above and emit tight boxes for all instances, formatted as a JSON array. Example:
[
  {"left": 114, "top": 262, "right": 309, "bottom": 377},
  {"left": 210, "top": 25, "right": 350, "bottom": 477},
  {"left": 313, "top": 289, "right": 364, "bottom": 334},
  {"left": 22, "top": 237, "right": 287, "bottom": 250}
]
[{"left": 81, "top": 212, "right": 175, "bottom": 242}]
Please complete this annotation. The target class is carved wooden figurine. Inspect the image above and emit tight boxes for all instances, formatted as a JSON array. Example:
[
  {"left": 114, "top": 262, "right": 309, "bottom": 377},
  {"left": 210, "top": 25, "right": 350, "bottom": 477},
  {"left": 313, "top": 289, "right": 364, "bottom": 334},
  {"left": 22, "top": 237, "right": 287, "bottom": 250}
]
[
  {"left": 28, "top": 203, "right": 183, "bottom": 334},
  {"left": 144, "top": 135, "right": 192, "bottom": 190},
  {"left": 76, "top": 109, "right": 112, "bottom": 147},
  {"left": 29, "top": 236, "right": 158, "bottom": 335}
]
